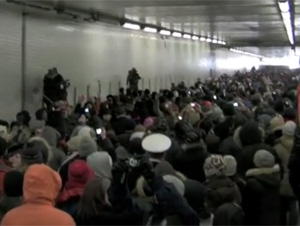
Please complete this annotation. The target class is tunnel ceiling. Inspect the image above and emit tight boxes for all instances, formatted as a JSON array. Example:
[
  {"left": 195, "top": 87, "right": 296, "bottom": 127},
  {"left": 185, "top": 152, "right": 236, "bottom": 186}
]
[
  {"left": 13, "top": 0, "right": 299, "bottom": 57},
  {"left": 31, "top": 0, "right": 288, "bottom": 46}
]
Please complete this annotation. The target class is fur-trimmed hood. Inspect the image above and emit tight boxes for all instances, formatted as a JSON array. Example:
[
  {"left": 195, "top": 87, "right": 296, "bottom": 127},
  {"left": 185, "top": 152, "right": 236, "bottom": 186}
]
[
  {"left": 246, "top": 164, "right": 280, "bottom": 177},
  {"left": 246, "top": 164, "right": 281, "bottom": 188}
]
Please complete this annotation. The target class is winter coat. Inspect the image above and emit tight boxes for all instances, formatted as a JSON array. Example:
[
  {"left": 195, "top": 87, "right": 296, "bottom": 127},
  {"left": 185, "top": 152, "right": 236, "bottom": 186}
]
[
  {"left": 49, "top": 147, "right": 66, "bottom": 171},
  {"left": 173, "top": 142, "right": 209, "bottom": 183},
  {"left": 112, "top": 116, "right": 136, "bottom": 135},
  {"left": 205, "top": 175, "right": 242, "bottom": 213},
  {"left": 288, "top": 126, "right": 300, "bottom": 202},
  {"left": 1, "top": 164, "right": 75, "bottom": 226},
  {"left": 213, "top": 203, "right": 244, "bottom": 226},
  {"left": 219, "top": 136, "right": 242, "bottom": 170},
  {"left": 274, "top": 135, "right": 294, "bottom": 197},
  {"left": 75, "top": 176, "right": 199, "bottom": 225},
  {"left": 240, "top": 143, "right": 280, "bottom": 177},
  {"left": 243, "top": 165, "right": 281, "bottom": 225}
]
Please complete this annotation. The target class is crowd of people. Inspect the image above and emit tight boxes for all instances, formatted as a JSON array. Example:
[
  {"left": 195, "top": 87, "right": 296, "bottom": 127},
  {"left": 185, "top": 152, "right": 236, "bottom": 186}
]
[{"left": 0, "top": 67, "right": 299, "bottom": 225}]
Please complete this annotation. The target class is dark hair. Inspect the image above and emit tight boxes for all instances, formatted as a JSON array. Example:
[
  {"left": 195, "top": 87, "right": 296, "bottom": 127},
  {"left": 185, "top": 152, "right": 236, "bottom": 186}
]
[
  {"left": 35, "top": 108, "right": 47, "bottom": 121},
  {"left": 115, "top": 105, "right": 125, "bottom": 116},
  {"left": 76, "top": 179, "right": 108, "bottom": 219}
]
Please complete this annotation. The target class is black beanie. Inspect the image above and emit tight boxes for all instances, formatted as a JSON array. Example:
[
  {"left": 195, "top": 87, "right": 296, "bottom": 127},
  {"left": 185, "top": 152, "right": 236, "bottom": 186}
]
[
  {"left": 4, "top": 170, "right": 24, "bottom": 197},
  {"left": 21, "top": 147, "right": 43, "bottom": 165}
]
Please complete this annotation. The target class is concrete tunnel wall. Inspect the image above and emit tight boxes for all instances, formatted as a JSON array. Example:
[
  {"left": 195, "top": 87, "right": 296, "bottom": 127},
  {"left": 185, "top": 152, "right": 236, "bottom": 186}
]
[{"left": 0, "top": 2, "right": 259, "bottom": 121}]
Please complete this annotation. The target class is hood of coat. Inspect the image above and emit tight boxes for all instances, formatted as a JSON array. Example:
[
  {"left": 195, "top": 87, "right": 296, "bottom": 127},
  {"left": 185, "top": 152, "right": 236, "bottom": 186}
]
[
  {"left": 246, "top": 164, "right": 281, "bottom": 188},
  {"left": 279, "top": 136, "right": 294, "bottom": 151},
  {"left": 23, "top": 164, "right": 61, "bottom": 205},
  {"left": 87, "top": 152, "right": 112, "bottom": 180},
  {"left": 239, "top": 121, "right": 263, "bottom": 147}
]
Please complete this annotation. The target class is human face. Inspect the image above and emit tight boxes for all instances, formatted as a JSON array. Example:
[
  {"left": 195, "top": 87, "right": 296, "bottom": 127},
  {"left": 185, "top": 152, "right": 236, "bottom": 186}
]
[{"left": 9, "top": 153, "right": 21, "bottom": 169}]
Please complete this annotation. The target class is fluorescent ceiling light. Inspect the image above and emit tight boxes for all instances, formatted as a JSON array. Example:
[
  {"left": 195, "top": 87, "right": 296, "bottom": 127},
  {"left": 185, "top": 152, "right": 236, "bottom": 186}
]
[
  {"left": 183, "top": 34, "right": 192, "bottom": 39},
  {"left": 281, "top": 12, "right": 291, "bottom": 22},
  {"left": 123, "top": 23, "right": 140, "bottom": 30},
  {"left": 221, "top": 41, "right": 227, "bottom": 45},
  {"left": 278, "top": 0, "right": 290, "bottom": 12},
  {"left": 143, "top": 27, "right": 157, "bottom": 33},
  {"left": 159, "top": 30, "right": 171, "bottom": 35},
  {"left": 172, "top": 32, "right": 182, "bottom": 37},
  {"left": 206, "top": 38, "right": 212, "bottom": 43},
  {"left": 217, "top": 40, "right": 223, "bottom": 44},
  {"left": 192, "top": 35, "right": 199, "bottom": 40},
  {"left": 212, "top": 39, "right": 218, "bottom": 43},
  {"left": 200, "top": 37, "right": 206, "bottom": 41}
]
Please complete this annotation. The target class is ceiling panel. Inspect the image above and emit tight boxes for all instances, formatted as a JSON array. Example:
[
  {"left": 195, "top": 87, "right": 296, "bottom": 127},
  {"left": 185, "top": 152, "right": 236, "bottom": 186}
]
[{"left": 17, "top": 0, "right": 297, "bottom": 55}]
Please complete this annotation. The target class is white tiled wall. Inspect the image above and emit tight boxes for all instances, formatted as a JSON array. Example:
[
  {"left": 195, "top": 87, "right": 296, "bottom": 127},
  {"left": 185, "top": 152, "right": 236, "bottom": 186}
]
[{"left": 0, "top": 2, "right": 257, "bottom": 121}]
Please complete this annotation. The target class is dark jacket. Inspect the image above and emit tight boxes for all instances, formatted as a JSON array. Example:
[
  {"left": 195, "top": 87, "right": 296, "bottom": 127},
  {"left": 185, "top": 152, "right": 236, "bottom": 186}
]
[
  {"left": 205, "top": 175, "right": 242, "bottom": 213},
  {"left": 240, "top": 143, "right": 280, "bottom": 177},
  {"left": 112, "top": 116, "right": 136, "bottom": 135},
  {"left": 243, "top": 165, "right": 281, "bottom": 225},
  {"left": 213, "top": 203, "right": 244, "bottom": 226},
  {"left": 75, "top": 176, "right": 199, "bottom": 225},
  {"left": 173, "top": 142, "right": 208, "bottom": 183},
  {"left": 288, "top": 127, "right": 300, "bottom": 200},
  {"left": 219, "top": 136, "right": 242, "bottom": 165}
]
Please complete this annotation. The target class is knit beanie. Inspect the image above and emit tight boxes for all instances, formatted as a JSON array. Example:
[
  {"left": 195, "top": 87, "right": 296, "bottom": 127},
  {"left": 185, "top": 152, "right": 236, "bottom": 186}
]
[
  {"left": 4, "top": 170, "right": 24, "bottom": 197},
  {"left": 68, "top": 160, "right": 94, "bottom": 185},
  {"left": 130, "top": 132, "right": 145, "bottom": 141},
  {"left": 224, "top": 155, "right": 237, "bottom": 176},
  {"left": 87, "top": 152, "right": 112, "bottom": 179},
  {"left": 78, "top": 136, "right": 97, "bottom": 158},
  {"left": 282, "top": 121, "right": 296, "bottom": 137},
  {"left": 21, "top": 147, "right": 43, "bottom": 165},
  {"left": 270, "top": 115, "right": 285, "bottom": 132},
  {"left": 203, "top": 155, "right": 226, "bottom": 178},
  {"left": 134, "top": 125, "right": 146, "bottom": 133},
  {"left": 67, "top": 136, "right": 82, "bottom": 152},
  {"left": 253, "top": 150, "right": 275, "bottom": 168},
  {"left": 26, "top": 137, "right": 52, "bottom": 164}
]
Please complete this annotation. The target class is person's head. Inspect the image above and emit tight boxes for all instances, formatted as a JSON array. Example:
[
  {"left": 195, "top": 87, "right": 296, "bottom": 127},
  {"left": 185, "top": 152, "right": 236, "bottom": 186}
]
[
  {"left": 282, "top": 121, "right": 296, "bottom": 137},
  {"left": 203, "top": 154, "right": 226, "bottom": 178},
  {"left": 142, "top": 134, "right": 171, "bottom": 160},
  {"left": 101, "top": 108, "right": 112, "bottom": 122},
  {"left": 7, "top": 145, "right": 22, "bottom": 169},
  {"left": 0, "top": 171, "right": 24, "bottom": 216},
  {"left": 253, "top": 150, "right": 275, "bottom": 168},
  {"left": 283, "top": 107, "right": 296, "bottom": 122},
  {"left": 119, "top": 87, "right": 125, "bottom": 95},
  {"left": 4, "top": 170, "right": 23, "bottom": 197},
  {"left": 239, "top": 120, "right": 263, "bottom": 146},
  {"left": 77, "top": 114, "right": 87, "bottom": 125},
  {"left": 26, "top": 137, "right": 52, "bottom": 164},
  {"left": 35, "top": 108, "right": 48, "bottom": 121},
  {"left": 78, "top": 136, "right": 97, "bottom": 158},
  {"left": 224, "top": 155, "right": 237, "bottom": 177},
  {"left": 23, "top": 164, "right": 61, "bottom": 204},
  {"left": 66, "top": 160, "right": 95, "bottom": 189},
  {"left": 77, "top": 179, "right": 110, "bottom": 219},
  {"left": 115, "top": 105, "right": 126, "bottom": 116},
  {"left": 106, "top": 95, "right": 114, "bottom": 104},
  {"left": 21, "top": 146, "right": 43, "bottom": 171}
]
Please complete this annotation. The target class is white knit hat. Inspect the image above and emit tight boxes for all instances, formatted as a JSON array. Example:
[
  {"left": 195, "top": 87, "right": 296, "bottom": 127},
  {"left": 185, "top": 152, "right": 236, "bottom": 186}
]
[
  {"left": 253, "top": 150, "right": 275, "bottom": 168},
  {"left": 224, "top": 155, "right": 237, "bottom": 176},
  {"left": 282, "top": 121, "right": 296, "bottom": 137},
  {"left": 203, "top": 155, "right": 226, "bottom": 178}
]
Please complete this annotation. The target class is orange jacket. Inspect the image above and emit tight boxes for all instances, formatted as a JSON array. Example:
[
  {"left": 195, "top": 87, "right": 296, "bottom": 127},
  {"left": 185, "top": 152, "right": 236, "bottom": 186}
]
[{"left": 1, "top": 164, "right": 75, "bottom": 226}]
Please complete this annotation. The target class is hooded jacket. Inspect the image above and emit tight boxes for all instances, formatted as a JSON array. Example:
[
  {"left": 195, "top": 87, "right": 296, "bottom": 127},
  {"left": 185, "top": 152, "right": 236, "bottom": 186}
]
[
  {"left": 173, "top": 142, "right": 208, "bottom": 183},
  {"left": 204, "top": 175, "right": 242, "bottom": 214},
  {"left": 243, "top": 165, "right": 280, "bottom": 225},
  {"left": 1, "top": 164, "right": 75, "bottom": 226}
]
